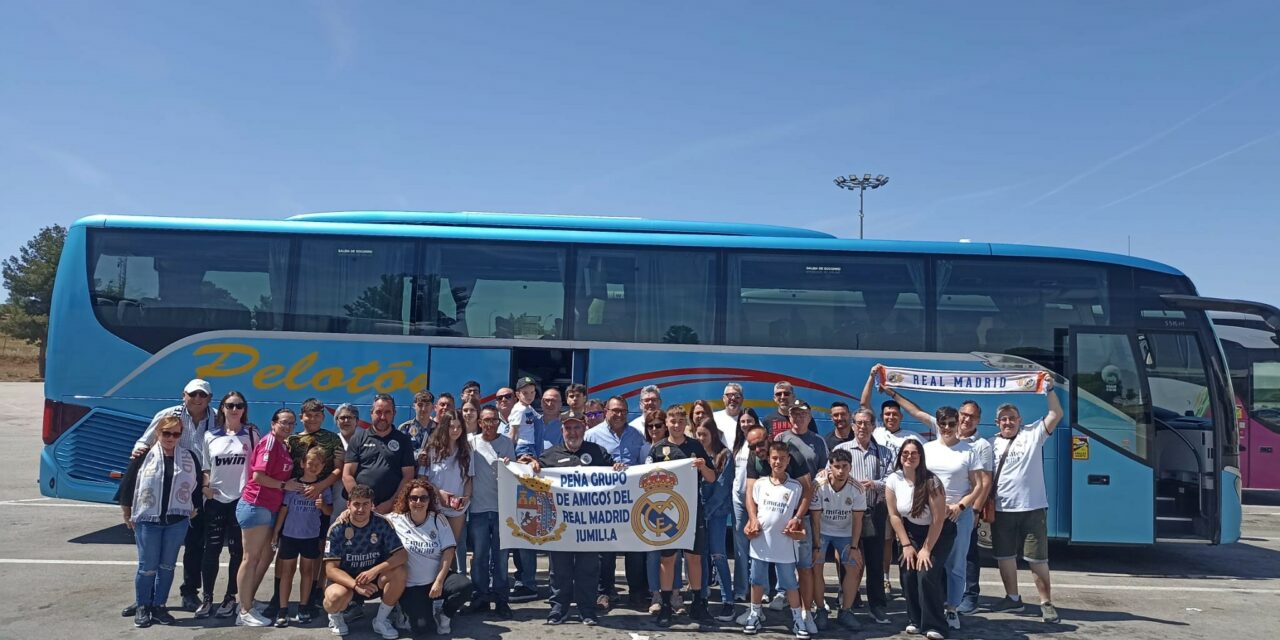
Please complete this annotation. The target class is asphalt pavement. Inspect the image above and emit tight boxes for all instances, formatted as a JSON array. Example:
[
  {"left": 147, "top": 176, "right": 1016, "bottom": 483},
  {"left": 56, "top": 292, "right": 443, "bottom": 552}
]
[{"left": 1, "top": 382, "right": 1277, "bottom": 640}]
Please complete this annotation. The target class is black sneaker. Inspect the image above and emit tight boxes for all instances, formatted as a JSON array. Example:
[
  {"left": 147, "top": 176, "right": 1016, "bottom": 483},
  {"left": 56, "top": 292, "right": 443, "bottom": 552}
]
[
  {"left": 494, "top": 601, "right": 514, "bottom": 620},
  {"left": 181, "top": 593, "right": 201, "bottom": 612},
  {"left": 215, "top": 595, "right": 238, "bottom": 618},
  {"left": 133, "top": 605, "right": 152, "bottom": 628},
  {"left": 274, "top": 611, "right": 289, "bottom": 628},
  {"left": 122, "top": 603, "right": 138, "bottom": 618},
  {"left": 582, "top": 615, "right": 599, "bottom": 626},
  {"left": 715, "top": 602, "right": 736, "bottom": 622},
  {"left": 511, "top": 585, "right": 539, "bottom": 603},
  {"left": 869, "top": 605, "right": 890, "bottom": 624},
  {"left": 656, "top": 603, "right": 673, "bottom": 627},
  {"left": 344, "top": 599, "right": 365, "bottom": 621},
  {"left": 691, "top": 599, "right": 714, "bottom": 623},
  {"left": 546, "top": 610, "right": 568, "bottom": 625},
  {"left": 292, "top": 606, "right": 314, "bottom": 625},
  {"left": 150, "top": 606, "right": 176, "bottom": 626},
  {"left": 987, "top": 596, "right": 1025, "bottom": 614},
  {"left": 466, "top": 598, "right": 491, "bottom": 614},
  {"left": 260, "top": 602, "right": 280, "bottom": 621},
  {"left": 194, "top": 597, "right": 214, "bottom": 619}
]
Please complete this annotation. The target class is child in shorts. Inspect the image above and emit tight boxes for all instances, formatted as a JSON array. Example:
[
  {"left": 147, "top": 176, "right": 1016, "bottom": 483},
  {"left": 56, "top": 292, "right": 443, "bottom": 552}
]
[
  {"left": 744, "top": 441, "right": 811, "bottom": 639},
  {"left": 270, "top": 447, "right": 333, "bottom": 626},
  {"left": 811, "top": 448, "right": 867, "bottom": 629}
]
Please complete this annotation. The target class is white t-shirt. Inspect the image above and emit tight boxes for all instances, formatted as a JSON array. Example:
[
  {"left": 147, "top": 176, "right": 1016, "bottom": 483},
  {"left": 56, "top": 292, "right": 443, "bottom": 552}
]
[
  {"left": 990, "top": 419, "right": 1050, "bottom": 512},
  {"left": 419, "top": 449, "right": 475, "bottom": 502},
  {"left": 885, "top": 470, "right": 937, "bottom": 526},
  {"left": 627, "top": 414, "right": 647, "bottom": 438},
  {"left": 923, "top": 439, "right": 984, "bottom": 504},
  {"left": 467, "top": 433, "right": 514, "bottom": 514},
  {"left": 808, "top": 479, "right": 867, "bottom": 538},
  {"left": 750, "top": 477, "right": 802, "bottom": 563},
  {"left": 873, "top": 426, "right": 923, "bottom": 460},
  {"left": 503, "top": 402, "right": 538, "bottom": 441},
  {"left": 732, "top": 444, "right": 751, "bottom": 506},
  {"left": 713, "top": 410, "right": 741, "bottom": 451},
  {"left": 202, "top": 427, "right": 256, "bottom": 503},
  {"left": 388, "top": 512, "right": 456, "bottom": 587}
]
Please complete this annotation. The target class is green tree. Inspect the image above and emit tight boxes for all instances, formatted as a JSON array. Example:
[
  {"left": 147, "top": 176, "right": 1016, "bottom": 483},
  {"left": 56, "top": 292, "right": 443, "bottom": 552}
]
[{"left": 0, "top": 225, "right": 66, "bottom": 378}]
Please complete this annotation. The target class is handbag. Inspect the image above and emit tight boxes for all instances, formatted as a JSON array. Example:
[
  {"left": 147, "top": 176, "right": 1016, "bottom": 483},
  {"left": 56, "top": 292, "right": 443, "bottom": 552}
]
[{"left": 981, "top": 436, "right": 1014, "bottom": 524}]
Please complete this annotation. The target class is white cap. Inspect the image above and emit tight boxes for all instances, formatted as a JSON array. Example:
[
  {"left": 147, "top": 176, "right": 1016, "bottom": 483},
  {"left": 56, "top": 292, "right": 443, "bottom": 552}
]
[{"left": 183, "top": 379, "right": 212, "bottom": 395}]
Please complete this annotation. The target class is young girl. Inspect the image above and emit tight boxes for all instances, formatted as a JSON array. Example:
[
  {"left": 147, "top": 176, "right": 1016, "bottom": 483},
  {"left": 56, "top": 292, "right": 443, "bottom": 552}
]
[
  {"left": 417, "top": 410, "right": 473, "bottom": 566},
  {"left": 690, "top": 400, "right": 715, "bottom": 438},
  {"left": 270, "top": 447, "right": 334, "bottom": 627},
  {"left": 696, "top": 417, "right": 735, "bottom": 622}
]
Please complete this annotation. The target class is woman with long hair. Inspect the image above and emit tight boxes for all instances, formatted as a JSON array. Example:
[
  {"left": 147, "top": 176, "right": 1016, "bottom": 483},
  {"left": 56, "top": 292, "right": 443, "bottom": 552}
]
[
  {"left": 235, "top": 408, "right": 304, "bottom": 627},
  {"left": 120, "top": 415, "right": 204, "bottom": 628},
  {"left": 729, "top": 407, "right": 762, "bottom": 616},
  {"left": 388, "top": 478, "right": 475, "bottom": 635},
  {"left": 460, "top": 399, "right": 482, "bottom": 436},
  {"left": 695, "top": 416, "right": 735, "bottom": 621},
  {"left": 690, "top": 399, "right": 715, "bottom": 438},
  {"left": 416, "top": 410, "right": 473, "bottom": 562},
  {"left": 196, "top": 391, "right": 257, "bottom": 619},
  {"left": 638, "top": 410, "right": 682, "bottom": 615},
  {"left": 884, "top": 439, "right": 956, "bottom": 640}
]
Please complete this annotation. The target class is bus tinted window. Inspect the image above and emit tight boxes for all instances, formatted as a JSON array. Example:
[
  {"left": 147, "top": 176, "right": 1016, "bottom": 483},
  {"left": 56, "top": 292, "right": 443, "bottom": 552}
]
[
  {"left": 427, "top": 243, "right": 566, "bottom": 339},
  {"left": 727, "top": 253, "right": 925, "bottom": 350},
  {"left": 937, "top": 259, "right": 1108, "bottom": 366},
  {"left": 292, "top": 237, "right": 415, "bottom": 335},
  {"left": 576, "top": 249, "right": 717, "bottom": 344},
  {"left": 87, "top": 229, "right": 282, "bottom": 351}
]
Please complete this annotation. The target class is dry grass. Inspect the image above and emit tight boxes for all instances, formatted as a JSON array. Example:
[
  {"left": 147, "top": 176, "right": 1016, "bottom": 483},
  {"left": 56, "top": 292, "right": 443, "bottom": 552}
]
[{"left": 0, "top": 335, "right": 41, "bottom": 381}]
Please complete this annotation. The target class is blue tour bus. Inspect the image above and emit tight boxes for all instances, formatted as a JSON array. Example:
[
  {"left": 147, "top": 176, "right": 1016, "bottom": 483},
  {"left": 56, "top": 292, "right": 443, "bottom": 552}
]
[{"left": 40, "top": 210, "right": 1254, "bottom": 545}]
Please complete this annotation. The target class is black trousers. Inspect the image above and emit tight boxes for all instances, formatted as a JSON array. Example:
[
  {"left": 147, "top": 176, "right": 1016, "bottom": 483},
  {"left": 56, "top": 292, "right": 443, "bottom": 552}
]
[
  {"left": 179, "top": 509, "right": 206, "bottom": 597},
  {"left": 963, "top": 520, "right": 980, "bottom": 600},
  {"left": 401, "top": 573, "right": 474, "bottom": 633},
  {"left": 902, "top": 520, "right": 956, "bottom": 635},
  {"left": 200, "top": 499, "right": 241, "bottom": 599},
  {"left": 597, "top": 551, "right": 646, "bottom": 597},
  {"left": 552, "top": 552, "right": 601, "bottom": 618},
  {"left": 860, "top": 502, "right": 888, "bottom": 608}
]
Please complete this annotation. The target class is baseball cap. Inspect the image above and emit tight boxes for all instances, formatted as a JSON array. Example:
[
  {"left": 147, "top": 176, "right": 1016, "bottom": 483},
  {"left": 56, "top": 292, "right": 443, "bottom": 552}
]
[
  {"left": 515, "top": 376, "right": 537, "bottom": 390},
  {"left": 562, "top": 413, "right": 587, "bottom": 428},
  {"left": 787, "top": 398, "right": 812, "bottom": 413},
  {"left": 184, "top": 379, "right": 212, "bottom": 396}
]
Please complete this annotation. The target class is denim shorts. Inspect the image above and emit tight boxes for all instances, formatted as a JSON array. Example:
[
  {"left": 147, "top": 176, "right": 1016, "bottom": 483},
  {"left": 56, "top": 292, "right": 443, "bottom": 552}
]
[
  {"left": 749, "top": 557, "right": 798, "bottom": 591},
  {"left": 235, "top": 501, "right": 276, "bottom": 531},
  {"left": 816, "top": 534, "right": 858, "bottom": 567},
  {"left": 794, "top": 527, "right": 815, "bottom": 570}
]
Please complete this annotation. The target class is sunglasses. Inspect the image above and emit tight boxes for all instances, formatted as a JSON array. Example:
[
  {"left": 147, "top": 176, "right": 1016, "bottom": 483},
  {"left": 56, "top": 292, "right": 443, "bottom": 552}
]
[
  {"left": 187, "top": 391, "right": 210, "bottom": 399},
  {"left": 496, "top": 393, "right": 514, "bottom": 401},
  {"left": 938, "top": 421, "right": 959, "bottom": 429},
  {"left": 223, "top": 402, "right": 245, "bottom": 410},
  {"left": 901, "top": 450, "right": 920, "bottom": 458},
  {"left": 773, "top": 391, "right": 792, "bottom": 397},
  {"left": 408, "top": 495, "right": 430, "bottom": 503},
  {"left": 724, "top": 393, "right": 743, "bottom": 400},
  {"left": 160, "top": 431, "right": 182, "bottom": 438},
  {"left": 586, "top": 411, "right": 604, "bottom": 419},
  {"left": 337, "top": 415, "right": 357, "bottom": 420},
  {"left": 750, "top": 441, "right": 768, "bottom": 449}
]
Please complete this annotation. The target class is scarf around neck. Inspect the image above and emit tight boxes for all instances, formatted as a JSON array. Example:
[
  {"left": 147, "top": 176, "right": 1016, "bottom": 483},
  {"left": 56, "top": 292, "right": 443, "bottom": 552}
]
[{"left": 132, "top": 445, "right": 197, "bottom": 523}]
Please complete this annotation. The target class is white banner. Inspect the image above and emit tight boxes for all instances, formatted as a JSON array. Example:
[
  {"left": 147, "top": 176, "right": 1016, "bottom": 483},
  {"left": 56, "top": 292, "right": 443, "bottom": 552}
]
[
  {"left": 497, "top": 459, "right": 699, "bottom": 552},
  {"left": 879, "top": 366, "right": 1049, "bottom": 394}
]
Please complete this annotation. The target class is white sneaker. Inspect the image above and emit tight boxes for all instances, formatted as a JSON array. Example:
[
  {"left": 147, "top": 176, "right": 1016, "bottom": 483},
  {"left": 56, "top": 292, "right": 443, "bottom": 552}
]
[
  {"left": 392, "top": 605, "right": 411, "bottom": 631},
  {"left": 744, "top": 610, "right": 763, "bottom": 634},
  {"left": 926, "top": 631, "right": 945, "bottom": 640},
  {"left": 236, "top": 608, "right": 271, "bottom": 627},
  {"left": 371, "top": 616, "right": 399, "bottom": 639},
  {"left": 768, "top": 593, "right": 788, "bottom": 611},
  {"left": 804, "top": 613, "right": 818, "bottom": 635},
  {"left": 792, "top": 619, "right": 811, "bottom": 639},
  {"left": 735, "top": 609, "right": 754, "bottom": 625},
  {"left": 329, "top": 613, "right": 349, "bottom": 636},
  {"left": 437, "top": 612, "right": 452, "bottom": 634},
  {"left": 945, "top": 609, "right": 961, "bottom": 630}
]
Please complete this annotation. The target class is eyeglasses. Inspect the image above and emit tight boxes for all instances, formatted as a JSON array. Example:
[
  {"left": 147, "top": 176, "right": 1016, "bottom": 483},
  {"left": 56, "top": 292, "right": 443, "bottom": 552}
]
[
  {"left": 480, "top": 417, "right": 500, "bottom": 424},
  {"left": 337, "top": 415, "right": 357, "bottom": 420},
  {"left": 187, "top": 391, "right": 210, "bottom": 399},
  {"left": 496, "top": 393, "right": 514, "bottom": 401},
  {"left": 723, "top": 393, "right": 743, "bottom": 400},
  {"left": 586, "top": 411, "right": 604, "bottom": 419},
  {"left": 853, "top": 420, "right": 875, "bottom": 426},
  {"left": 773, "top": 391, "right": 792, "bottom": 398},
  {"left": 407, "top": 495, "right": 429, "bottom": 503},
  {"left": 160, "top": 431, "right": 182, "bottom": 438},
  {"left": 275, "top": 420, "right": 296, "bottom": 427},
  {"left": 223, "top": 402, "right": 245, "bottom": 410}
]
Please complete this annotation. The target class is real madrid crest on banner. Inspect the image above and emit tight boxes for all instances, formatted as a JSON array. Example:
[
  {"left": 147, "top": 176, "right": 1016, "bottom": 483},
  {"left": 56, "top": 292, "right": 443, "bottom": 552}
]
[{"left": 632, "top": 468, "right": 689, "bottom": 546}]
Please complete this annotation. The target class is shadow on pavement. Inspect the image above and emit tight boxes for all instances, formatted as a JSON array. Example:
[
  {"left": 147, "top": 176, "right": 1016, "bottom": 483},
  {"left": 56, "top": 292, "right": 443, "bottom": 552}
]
[{"left": 68, "top": 522, "right": 134, "bottom": 545}]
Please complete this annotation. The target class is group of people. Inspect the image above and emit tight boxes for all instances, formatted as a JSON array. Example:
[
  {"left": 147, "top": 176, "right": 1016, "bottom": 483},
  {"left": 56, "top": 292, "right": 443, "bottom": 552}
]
[{"left": 117, "top": 367, "right": 1064, "bottom": 640}]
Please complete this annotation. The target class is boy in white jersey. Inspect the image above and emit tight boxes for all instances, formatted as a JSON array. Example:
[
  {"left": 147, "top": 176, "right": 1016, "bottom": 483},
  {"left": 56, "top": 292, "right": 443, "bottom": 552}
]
[
  {"left": 744, "top": 441, "right": 812, "bottom": 639},
  {"left": 810, "top": 449, "right": 867, "bottom": 630}
]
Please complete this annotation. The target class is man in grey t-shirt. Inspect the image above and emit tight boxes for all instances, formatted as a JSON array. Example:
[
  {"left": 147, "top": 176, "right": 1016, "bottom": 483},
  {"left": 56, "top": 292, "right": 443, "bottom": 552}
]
[{"left": 466, "top": 405, "right": 516, "bottom": 618}]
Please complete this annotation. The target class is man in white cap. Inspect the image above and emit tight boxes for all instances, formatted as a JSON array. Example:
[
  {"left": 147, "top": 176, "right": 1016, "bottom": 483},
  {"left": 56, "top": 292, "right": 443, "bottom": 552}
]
[{"left": 126, "top": 378, "right": 219, "bottom": 614}]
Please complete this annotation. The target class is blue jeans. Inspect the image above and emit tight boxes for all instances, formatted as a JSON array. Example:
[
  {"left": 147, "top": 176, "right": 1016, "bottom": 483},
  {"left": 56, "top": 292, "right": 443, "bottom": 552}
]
[
  {"left": 732, "top": 500, "right": 750, "bottom": 601},
  {"left": 468, "top": 511, "right": 509, "bottom": 602},
  {"left": 134, "top": 519, "right": 190, "bottom": 607},
  {"left": 514, "top": 549, "right": 537, "bottom": 590},
  {"left": 702, "top": 511, "right": 732, "bottom": 603},
  {"left": 945, "top": 507, "right": 974, "bottom": 607},
  {"left": 646, "top": 551, "right": 684, "bottom": 592}
]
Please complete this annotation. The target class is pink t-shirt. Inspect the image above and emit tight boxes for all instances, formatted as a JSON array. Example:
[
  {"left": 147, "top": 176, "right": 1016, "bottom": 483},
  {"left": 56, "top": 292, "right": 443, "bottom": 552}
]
[{"left": 240, "top": 433, "right": 294, "bottom": 511}]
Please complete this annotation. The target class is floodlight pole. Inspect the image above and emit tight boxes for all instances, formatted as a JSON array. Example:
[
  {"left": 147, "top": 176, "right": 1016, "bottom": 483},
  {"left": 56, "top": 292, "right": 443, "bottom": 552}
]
[{"left": 833, "top": 173, "right": 890, "bottom": 239}]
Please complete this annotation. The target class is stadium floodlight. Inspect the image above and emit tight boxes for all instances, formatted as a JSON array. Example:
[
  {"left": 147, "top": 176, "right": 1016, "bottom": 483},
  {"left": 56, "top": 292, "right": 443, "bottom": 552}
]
[{"left": 833, "top": 173, "right": 890, "bottom": 239}]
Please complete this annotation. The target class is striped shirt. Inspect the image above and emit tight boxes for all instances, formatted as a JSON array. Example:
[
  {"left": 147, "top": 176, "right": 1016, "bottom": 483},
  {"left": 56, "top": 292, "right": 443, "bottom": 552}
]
[{"left": 833, "top": 439, "right": 894, "bottom": 506}]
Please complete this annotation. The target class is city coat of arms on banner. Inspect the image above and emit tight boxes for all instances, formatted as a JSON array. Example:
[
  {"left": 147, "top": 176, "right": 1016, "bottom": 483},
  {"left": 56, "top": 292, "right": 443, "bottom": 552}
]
[{"left": 506, "top": 474, "right": 567, "bottom": 544}]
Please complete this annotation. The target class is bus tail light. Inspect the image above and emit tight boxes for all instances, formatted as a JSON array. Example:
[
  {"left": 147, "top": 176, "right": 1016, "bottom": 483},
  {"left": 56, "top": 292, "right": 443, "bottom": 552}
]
[{"left": 42, "top": 399, "right": 91, "bottom": 445}]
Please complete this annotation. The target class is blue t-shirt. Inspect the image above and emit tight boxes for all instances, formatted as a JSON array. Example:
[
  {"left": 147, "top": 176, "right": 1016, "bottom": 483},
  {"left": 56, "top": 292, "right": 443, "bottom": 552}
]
[
  {"left": 281, "top": 486, "right": 334, "bottom": 539},
  {"left": 324, "top": 515, "right": 404, "bottom": 575}
]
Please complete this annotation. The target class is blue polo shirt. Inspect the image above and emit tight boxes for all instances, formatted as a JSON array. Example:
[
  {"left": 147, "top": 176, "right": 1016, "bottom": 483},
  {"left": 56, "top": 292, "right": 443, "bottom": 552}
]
[{"left": 584, "top": 422, "right": 645, "bottom": 466}]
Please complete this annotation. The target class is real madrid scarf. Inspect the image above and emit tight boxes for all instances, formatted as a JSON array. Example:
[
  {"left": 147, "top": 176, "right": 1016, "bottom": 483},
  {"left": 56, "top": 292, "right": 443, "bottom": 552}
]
[
  {"left": 132, "top": 445, "right": 197, "bottom": 523},
  {"left": 878, "top": 366, "right": 1050, "bottom": 394}
]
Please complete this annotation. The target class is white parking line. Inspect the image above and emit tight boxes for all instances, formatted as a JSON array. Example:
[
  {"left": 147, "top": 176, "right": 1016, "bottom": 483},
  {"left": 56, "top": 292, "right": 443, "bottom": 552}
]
[{"left": 0, "top": 500, "right": 118, "bottom": 509}]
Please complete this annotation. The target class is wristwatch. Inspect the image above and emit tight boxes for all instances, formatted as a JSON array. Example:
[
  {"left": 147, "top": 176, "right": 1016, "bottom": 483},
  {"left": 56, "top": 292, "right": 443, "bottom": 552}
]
[{"left": 959, "top": 504, "right": 968, "bottom": 511}]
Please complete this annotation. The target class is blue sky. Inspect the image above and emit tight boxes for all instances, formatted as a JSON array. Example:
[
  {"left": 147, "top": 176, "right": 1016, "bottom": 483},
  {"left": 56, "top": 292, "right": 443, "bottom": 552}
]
[{"left": 2, "top": 2, "right": 1277, "bottom": 304}]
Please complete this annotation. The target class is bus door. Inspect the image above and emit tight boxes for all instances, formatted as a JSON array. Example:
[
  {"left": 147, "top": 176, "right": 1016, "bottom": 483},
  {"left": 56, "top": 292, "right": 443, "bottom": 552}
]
[
  {"left": 428, "top": 348, "right": 512, "bottom": 402},
  {"left": 1068, "top": 328, "right": 1156, "bottom": 544}
]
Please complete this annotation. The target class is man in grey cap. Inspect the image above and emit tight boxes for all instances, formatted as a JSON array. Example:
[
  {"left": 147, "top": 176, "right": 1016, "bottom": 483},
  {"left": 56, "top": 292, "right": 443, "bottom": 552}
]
[{"left": 126, "top": 378, "right": 218, "bottom": 614}]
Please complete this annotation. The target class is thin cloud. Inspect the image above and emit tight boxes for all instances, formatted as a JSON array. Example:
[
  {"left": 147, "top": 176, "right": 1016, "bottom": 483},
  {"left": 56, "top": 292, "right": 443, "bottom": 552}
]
[
  {"left": 319, "top": 0, "right": 356, "bottom": 68},
  {"left": 27, "top": 143, "right": 111, "bottom": 188},
  {"left": 1098, "top": 128, "right": 1280, "bottom": 210},
  {"left": 1027, "top": 63, "right": 1280, "bottom": 207}
]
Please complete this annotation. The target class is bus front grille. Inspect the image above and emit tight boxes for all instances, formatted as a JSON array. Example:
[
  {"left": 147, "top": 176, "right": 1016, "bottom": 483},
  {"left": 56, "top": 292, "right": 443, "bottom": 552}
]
[{"left": 53, "top": 410, "right": 149, "bottom": 483}]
